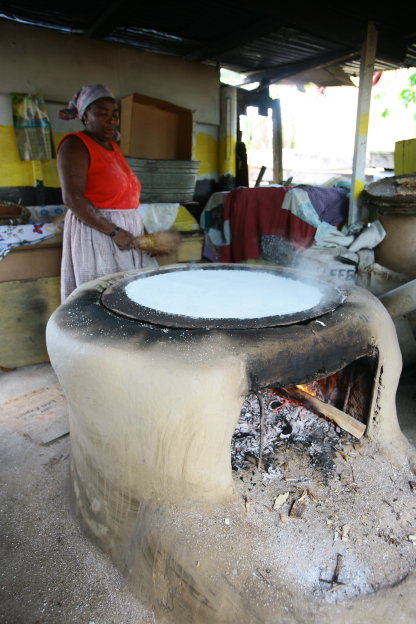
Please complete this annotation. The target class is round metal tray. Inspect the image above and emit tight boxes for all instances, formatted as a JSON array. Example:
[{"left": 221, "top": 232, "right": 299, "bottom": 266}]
[
  {"left": 362, "top": 173, "right": 416, "bottom": 214},
  {"left": 100, "top": 263, "right": 346, "bottom": 329}
]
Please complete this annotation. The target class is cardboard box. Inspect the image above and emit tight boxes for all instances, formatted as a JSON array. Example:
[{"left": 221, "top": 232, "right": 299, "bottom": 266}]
[{"left": 120, "top": 93, "right": 193, "bottom": 160}]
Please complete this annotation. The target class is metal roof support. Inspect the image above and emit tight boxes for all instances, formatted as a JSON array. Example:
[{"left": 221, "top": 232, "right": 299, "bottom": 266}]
[{"left": 349, "top": 21, "right": 378, "bottom": 225}]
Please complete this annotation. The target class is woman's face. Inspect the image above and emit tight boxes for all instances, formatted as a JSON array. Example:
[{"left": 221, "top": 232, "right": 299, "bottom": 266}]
[{"left": 83, "top": 97, "right": 119, "bottom": 141}]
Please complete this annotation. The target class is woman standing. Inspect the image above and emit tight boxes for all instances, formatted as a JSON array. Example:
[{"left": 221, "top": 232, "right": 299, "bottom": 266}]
[{"left": 57, "top": 84, "right": 177, "bottom": 302}]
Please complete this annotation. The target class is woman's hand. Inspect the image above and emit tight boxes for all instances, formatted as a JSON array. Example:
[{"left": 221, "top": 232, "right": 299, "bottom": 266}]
[{"left": 112, "top": 228, "right": 136, "bottom": 250}]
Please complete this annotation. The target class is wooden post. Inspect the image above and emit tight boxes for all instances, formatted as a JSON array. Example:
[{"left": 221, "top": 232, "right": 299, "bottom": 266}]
[
  {"left": 348, "top": 21, "right": 378, "bottom": 225},
  {"left": 219, "top": 85, "right": 237, "bottom": 187},
  {"left": 272, "top": 99, "right": 283, "bottom": 184}
]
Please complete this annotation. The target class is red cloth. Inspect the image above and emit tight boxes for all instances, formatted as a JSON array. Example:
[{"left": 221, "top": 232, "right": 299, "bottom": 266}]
[
  {"left": 219, "top": 187, "right": 317, "bottom": 263},
  {"left": 58, "top": 132, "right": 141, "bottom": 210}
]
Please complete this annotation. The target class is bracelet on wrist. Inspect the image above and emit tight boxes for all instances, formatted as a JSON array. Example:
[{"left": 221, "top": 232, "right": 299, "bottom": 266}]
[
  {"left": 140, "top": 234, "right": 155, "bottom": 251},
  {"left": 109, "top": 226, "right": 121, "bottom": 238},
  {"left": 147, "top": 234, "right": 155, "bottom": 250}
]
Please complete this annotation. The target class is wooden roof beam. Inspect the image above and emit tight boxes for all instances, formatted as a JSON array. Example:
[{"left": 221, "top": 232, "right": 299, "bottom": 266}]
[
  {"left": 183, "top": 16, "right": 282, "bottom": 62},
  {"left": 237, "top": 49, "right": 360, "bottom": 86},
  {"left": 85, "top": 0, "right": 126, "bottom": 38}
]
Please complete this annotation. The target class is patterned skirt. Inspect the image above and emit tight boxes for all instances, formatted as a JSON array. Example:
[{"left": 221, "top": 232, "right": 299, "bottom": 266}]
[{"left": 60, "top": 208, "right": 155, "bottom": 302}]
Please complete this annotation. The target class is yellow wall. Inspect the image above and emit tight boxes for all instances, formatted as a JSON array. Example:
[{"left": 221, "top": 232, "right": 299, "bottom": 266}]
[
  {"left": 195, "top": 131, "right": 218, "bottom": 178},
  {"left": 218, "top": 134, "right": 236, "bottom": 177},
  {"left": 1, "top": 124, "right": 221, "bottom": 196},
  {"left": 0, "top": 125, "right": 62, "bottom": 188}
]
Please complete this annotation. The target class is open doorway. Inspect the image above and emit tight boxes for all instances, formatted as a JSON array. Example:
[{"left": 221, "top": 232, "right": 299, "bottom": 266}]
[
  {"left": 222, "top": 67, "right": 416, "bottom": 187},
  {"left": 235, "top": 84, "right": 283, "bottom": 187}
]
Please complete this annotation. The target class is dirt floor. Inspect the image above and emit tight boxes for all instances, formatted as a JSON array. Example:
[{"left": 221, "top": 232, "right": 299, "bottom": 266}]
[
  {"left": 0, "top": 361, "right": 415, "bottom": 624},
  {"left": 0, "top": 363, "right": 157, "bottom": 624}
]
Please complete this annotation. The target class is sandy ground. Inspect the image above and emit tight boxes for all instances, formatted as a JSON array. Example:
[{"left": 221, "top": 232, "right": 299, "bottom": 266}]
[
  {"left": 0, "top": 363, "right": 157, "bottom": 624},
  {"left": 0, "top": 361, "right": 415, "bottom": 624}
]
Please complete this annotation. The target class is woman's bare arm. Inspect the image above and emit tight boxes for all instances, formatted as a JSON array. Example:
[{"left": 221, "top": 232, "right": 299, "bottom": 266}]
[{"left": 57, "top": 135, "right": 135, "bottom": 249}]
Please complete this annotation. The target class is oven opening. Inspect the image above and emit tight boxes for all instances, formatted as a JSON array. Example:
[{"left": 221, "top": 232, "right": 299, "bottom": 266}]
[
  {"left": 228, "top": 353, "right": 416, "bottom": 601},
  {"left": 231, "top": 355, "right": 376, "bottom": 480}
]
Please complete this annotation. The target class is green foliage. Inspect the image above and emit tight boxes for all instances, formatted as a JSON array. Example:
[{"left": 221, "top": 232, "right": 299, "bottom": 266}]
[
  {"left": 400, "top": 88, "right": 416, "bottom": 107},
  {"left": 399, "top": 72, "right": 416, "bottom": 108},
  {"left": 377, "top": 70, "right": 416, "bottom": 121}
]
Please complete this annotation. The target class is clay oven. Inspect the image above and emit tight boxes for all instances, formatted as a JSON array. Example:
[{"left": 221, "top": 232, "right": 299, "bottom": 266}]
[{"left": 46, "top": 264, "right": 416, "bottom": 623}]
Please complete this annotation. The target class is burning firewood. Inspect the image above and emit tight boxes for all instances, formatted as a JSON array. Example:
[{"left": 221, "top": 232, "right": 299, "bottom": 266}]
[{"left": 279, "top": 386, "right": 366, "bottom": 440}]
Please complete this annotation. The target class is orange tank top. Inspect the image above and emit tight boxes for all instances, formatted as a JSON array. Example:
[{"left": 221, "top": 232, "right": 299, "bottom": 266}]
[{"left": 58, "top": 132, "right": 141, "bottom": 210}]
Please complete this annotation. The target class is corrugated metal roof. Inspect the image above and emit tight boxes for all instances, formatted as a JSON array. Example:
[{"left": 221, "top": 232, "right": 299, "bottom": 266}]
[{"left": 1, "top": 1, "right": 415, "bottom": 86}]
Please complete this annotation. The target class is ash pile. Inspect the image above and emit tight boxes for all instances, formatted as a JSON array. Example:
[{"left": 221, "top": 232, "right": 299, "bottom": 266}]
[{"left": 231, "top": 386, "right": 351, "bottom": 478}]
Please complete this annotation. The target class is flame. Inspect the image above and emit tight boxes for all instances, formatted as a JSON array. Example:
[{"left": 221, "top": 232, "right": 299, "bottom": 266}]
[{"left": 296, "top": 384, "right": 317, "bottom": 397}]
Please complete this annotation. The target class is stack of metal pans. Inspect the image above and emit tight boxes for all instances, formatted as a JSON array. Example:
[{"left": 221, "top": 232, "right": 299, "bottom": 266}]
[{"left": 127, "top": 158, "right": 200, "bottom": 203}]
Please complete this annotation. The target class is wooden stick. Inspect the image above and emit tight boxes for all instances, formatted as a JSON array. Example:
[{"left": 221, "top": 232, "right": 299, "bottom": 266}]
[
  {"left": 333, "top": 553, "right": 343, "bottom": 582},
  {"left": 342, "top": 364, "right": 354, "bottom": 413},
  {"left": 255, "top": 166, "right": 266, "bottom": 187},
  {"left": 254, "top": 391, "right": 265, "bottom": 471},
  {"left": 280, "top": 386, "right": 366, "bottom": 439}
]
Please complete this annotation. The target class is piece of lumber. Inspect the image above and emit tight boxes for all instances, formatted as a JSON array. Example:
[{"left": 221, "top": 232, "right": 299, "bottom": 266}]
[
  {"left": 281, "top": 386, "right": 366, "bottom": 439},
  {"left": 255, "top": 166, "right": 267, "bottom": 187}
]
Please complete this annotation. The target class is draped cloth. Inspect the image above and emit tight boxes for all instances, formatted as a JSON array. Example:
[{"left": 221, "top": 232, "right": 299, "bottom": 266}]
[
  {"left": 298, "top": 185, "right": 348, "bottom": 226},
  {"left": 60, "top": 208, "right": 155, "bottom": 303},
  {"left": 0, "top": 222, "right": 61, "bottom": 260},
  {"left": 219, "top": 187, "right": 317, "bottom": 263}
]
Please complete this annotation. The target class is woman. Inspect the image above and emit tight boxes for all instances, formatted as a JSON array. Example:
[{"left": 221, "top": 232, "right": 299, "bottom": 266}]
[{"left": 57, "top": 84, "right": 178, "bottom": 302}]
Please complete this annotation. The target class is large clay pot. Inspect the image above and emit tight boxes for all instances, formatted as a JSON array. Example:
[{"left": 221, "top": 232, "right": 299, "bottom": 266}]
[
  {"left": 361, "top": 174, "right": 416, "bottom": 278},
  {"left": 375, "top": 212, "right": 416, "bottom": 278}
]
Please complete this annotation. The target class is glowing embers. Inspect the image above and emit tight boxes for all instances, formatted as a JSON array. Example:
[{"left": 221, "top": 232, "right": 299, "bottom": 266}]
[{"left": 296, "top": 383, "right": 318, "bottom": 396}]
